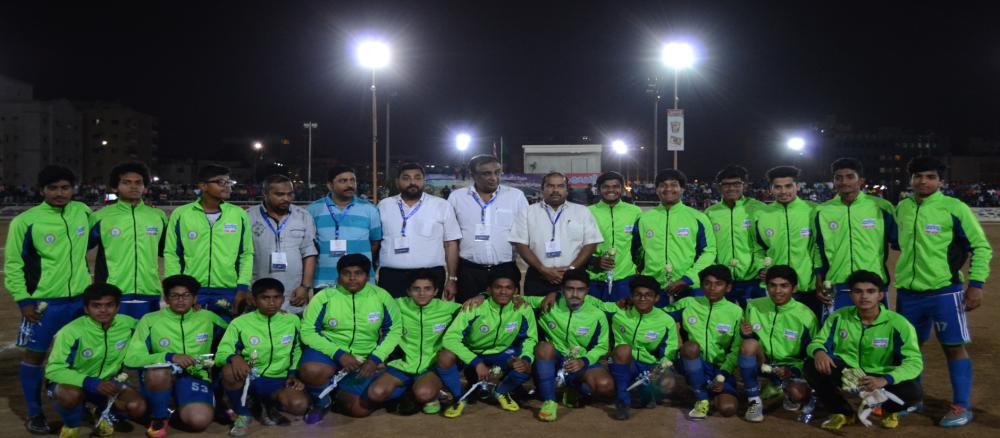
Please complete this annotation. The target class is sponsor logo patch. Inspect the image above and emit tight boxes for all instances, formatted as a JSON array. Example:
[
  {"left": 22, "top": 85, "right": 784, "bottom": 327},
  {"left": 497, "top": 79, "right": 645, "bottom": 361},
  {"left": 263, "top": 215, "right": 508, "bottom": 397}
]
[
  {"left": 872, "top": 337, "right": 889, "bottom": 348},
  {"left": 504, "top": 322, "right": 518, "bottom": 333},
  {"left": 799, "top": 228, "right": 811, "bottom": 237},
  {"left": 433, "top": 323, "right": 448, "bottom": 333},
  {"left": 576, "top": 326, "right": 590, "bottom": 336},
  {"left": 281, "top": 335, "right": 294, "bottom": 344},
  {"left": 715, "top": 323, "right": 731, "bottom": 334},
  {"left": 742, "top": 219, "right": 751, "bottom": 229},
  {"left": 115, "top": 339, "right": 128, "bottom": 350},
  {"left": 145, "top": 226, "right": 159, "bottom": 235},
  {"left": 76, "top": 226, "right": 86, "bottom": 236},
  {"left": 783, "top": 329, "right": 798, "bottom": 340},
  {"left": 677, "top": 227, "right": 690, "bottom": 237},
  {"left": 223, "top": 223, "right": 238, "bottom": 233},
  {"left": 195, "top": 333, "right": 209, "bottom": 344},
  {"left": 645, "top": 330, "right": 659, "bottom": 340},
  {"left": 617, "top": 325, "right": 627, "bottom": 334},
  {"left": 624, "top": 225, "right": 634, "bottom": 233},
  {"left": 924, "top": 224, "right": 941, "bottom": 234},
  {"left": 367, "top": 312, "right": 381, "bottom": 323},
  {"left": 862, "top": 218, "right": 877, "bottom": 229}
]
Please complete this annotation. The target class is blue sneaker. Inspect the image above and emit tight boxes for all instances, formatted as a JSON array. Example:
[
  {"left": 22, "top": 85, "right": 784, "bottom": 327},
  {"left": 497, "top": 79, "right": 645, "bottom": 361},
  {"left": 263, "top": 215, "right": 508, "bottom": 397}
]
[
  {"left": 304, "top": 396, "right": 331, "bottom": 425},
  {"left": 939, "top": 404, "right": 973, "bottom": 428}
]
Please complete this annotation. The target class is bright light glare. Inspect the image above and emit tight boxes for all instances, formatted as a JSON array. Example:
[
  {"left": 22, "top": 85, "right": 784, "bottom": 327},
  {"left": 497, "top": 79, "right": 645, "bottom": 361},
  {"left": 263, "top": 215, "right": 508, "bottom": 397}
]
[
  {"left": 455, "top": 133, "right": 471, "bottom": 151},
  {"left": 612, "top": 139, "right": 628, "bottom": 155},
  {"left": 356, "top": 40, "right": 391, "bottom": 69},
  {"left": 787, "top": 137, "right": 805, "bottom": 151},
  {"left": 253, "top": 142, "right": 263, "bottom": 150},
  {"left": 661, "top": 42, "right": 695, "bottom": 70}
]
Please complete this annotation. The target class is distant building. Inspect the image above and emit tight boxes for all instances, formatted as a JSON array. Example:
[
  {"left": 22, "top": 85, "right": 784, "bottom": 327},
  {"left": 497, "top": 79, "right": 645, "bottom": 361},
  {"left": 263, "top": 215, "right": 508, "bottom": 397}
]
[
  {"left": 79, "top": 102, "right": 158, "bottom": 184},
  {"left": 0, "top": 75, "right": 83, "bottom": 185}
]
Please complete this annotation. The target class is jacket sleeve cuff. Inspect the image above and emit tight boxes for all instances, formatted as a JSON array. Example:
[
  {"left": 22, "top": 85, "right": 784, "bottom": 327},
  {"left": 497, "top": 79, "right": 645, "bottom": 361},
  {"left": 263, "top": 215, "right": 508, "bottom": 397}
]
[
  {"left": 884, "top": 374, "right": 895, "bottom": 385},
  {"left": 580, "top": 357, "right": 590, "bottom": 368},
  {"left": 680, "top": 276, "right": 693, "bottom": 286},
  {"left": 367, "top": 355, "right": 383, "bottom": 365},
  {"left": 83, "top": 377, "right": 102, "bottom": 393},
  {"left": 16, "top": 299, "right": 34, "bottom": 309},
  {"left": 815, "top": 267, "right": 828, "bottom": 275},
  {"left": 968, "top": 280, "right": 985, "bottom": 289},
  {"left": 520, "top": 356, "right": 532, "bottom": 365},
  {"left": 225, "top": 354, "right": 238, "bottom": 364},
  {"left": 468, "top": 357, "right": 483, "bottom": 368},
  {"left": 287, "top": 370, "right": 297, "bottom": 377},
  {"left": 236, "top": 284, "right": 250, "bottom": 292},
  {"left": 165, "top": 353, "right": 175, "bottom": 362},
  {"left": 333, "top": 350, "right": 345, "bottom": 362},
  {"left": 810, "top": 348, "right": 825, "bottom": 357}
]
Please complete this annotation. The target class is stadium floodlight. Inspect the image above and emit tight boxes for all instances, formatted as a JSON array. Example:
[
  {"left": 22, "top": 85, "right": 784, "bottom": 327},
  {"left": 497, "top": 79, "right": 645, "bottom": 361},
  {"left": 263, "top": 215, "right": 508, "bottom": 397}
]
[
  {"left": 456, "top": 133, "right": 471, "bottom": 151},
  {"left": 787, "top": 137, "right": 806, "bottom": 151},
  {"left": 661, "top": 42, "right": 695, "bottom": 70},
  {"left": 612, "top": 139, "right": 628, "bottom": 155},
  {"left": 356, "top": 40, "right": 391, "bottom": 70}
]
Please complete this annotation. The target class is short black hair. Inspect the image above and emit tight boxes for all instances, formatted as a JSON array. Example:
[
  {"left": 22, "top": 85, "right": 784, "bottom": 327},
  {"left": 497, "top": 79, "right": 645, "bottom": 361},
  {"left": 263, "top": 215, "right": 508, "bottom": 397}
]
[
  {"left": 541, "top": 171, "right": 567, "bottom": 189},
  {"left": 766, "top": 165, "right": 801, "bottom": 182},
  {"left": 262, "top": 174, "right": 292, "bottom": 193},
  {"left": 328, "top": 165, "right": 356, "bottom": 182},
  {"left": 397, "top": 162, "right": 424, "bottom": 178},
  {"left": 337, "top": 253, "right": 372, "bottom": 275},
  {"left": 162, "top": 274, "right": 201, "bottom": 297},
  {"left": 83, "top": 282, "right": 123, "bottom": 306},
  {"left": 487, "top": 271, "right": 521, "bottom": 289},
  {"left": 562, "top": 268, "right": 590, "bottom": 286},
  {"left": 37, "top": 165, "right": 76, "bottom": 188},
  {"left": 407, "top": 268, "right": 439, "bottom": 291},
  {"left": 629, "top": 275, "right": 661, "bottom": 294},
  {"left": 197, "top": 164, "right": 231, "bottom": 183},
  {"left": 906, "top": 156, "right": 946, "bottom": 178},
  {"left": 698, "top": 264, "right": 732, "bottom": 285},
  {"left": 830, "top": 157, "right": 864, "bottom": 177},
  {"left": 764, "top": 265, "right": 798, "bottom": 286},
  {"left": 109, "top": 161, "right": 151, "bottom": 187},
  {"left": 596, "top": 171, "right": 625, "bottom": 188},
  {"left": 847, "top": 270, "right": 885, "bottom": 291},
  {"left": 251, "top": 278, "right": 285, "bottom": 297},
  {"left": 714, "top": 165, "right": 748, "bottom": 183},
  {"left": 468, "top": 154, "right": 500, "bottom": 174},
  {"left": 654, "top": 169, "right": 687, "bottom": 187}
]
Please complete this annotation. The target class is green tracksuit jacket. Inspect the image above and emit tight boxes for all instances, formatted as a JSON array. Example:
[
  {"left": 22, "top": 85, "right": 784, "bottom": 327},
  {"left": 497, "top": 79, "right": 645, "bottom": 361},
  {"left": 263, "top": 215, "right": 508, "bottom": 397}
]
[
  {"left": 388, "top": 297, "right": 462, "bottom": 374},
  {"left": 300, "top": 283, "right": 402, "bottom": 364},
  {"left": 4, "top": 201, "right": 92, "bottom": 306},
  {"left": 808, "top": 306, "right": 923, "bottom": 384},
  {"left": 164, "top": 199, "right": 253, "bottom": 291},
  {"left": 524, "top": 295, "right": 608, "bottom": 366},
  {"left": 442, "top": 297, "right": 538, "bottom": 367},
  {"left": 743, "top": 297, "right": 818, "bottom": 370},
  {"left": 705, "top": 197, "right": 767, "bottom": 282},
  {"left": 665, "top": 296, "right": 742, "bottom": 372},
  {"left": 90, "top": 201, "right": 168, "bottom": 296},
  {"left": 124, "top": 308, "right": 228, "bottom": 380},
  {"left": 815, "top": 192, "right": 896, "bottom": 285},
  {"left": 894, "top": 191, "right": 992, "bottom": 293},
  {"left": 216, "top": 310, "right": 302, "bottom": 378},
  {"left": 588, "top": 296, "right": 678, "bottom": 365},
  {"left": 635, "top": 203, "right": 717, "bottom": 288},
  {"left": 753, "top": 197, "right": 820, "bottom": 292},
  {"left": 45, "top": 314, "right": 137, "bottom": 392},
  {"left": 588, "top": 200, "right": 642, "bottom": 281}
]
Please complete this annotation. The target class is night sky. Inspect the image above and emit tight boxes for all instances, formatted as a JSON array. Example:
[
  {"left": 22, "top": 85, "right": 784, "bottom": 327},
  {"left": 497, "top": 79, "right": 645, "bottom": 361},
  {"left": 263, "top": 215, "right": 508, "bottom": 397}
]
[{"left": 2, "top": 1, "right": 998, "bottom": 177}]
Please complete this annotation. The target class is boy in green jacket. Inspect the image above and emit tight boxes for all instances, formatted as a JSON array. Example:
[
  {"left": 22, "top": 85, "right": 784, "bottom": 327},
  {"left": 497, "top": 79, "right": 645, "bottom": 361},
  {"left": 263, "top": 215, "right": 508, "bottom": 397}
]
[
  {"left": 705, "top": 165, "right": 767, "bottom": 307},
  {"left": 805, "top": 270, "right": 923, "bottom": 431},
  {"left": 125, "top": 275, "right": 228, "bottom": 437},
  {"left": 587, "top": 172, "right": 642, "bottom": 302},
  {"left": 46, "top": 283, "right": 145, "bottom": 438}
]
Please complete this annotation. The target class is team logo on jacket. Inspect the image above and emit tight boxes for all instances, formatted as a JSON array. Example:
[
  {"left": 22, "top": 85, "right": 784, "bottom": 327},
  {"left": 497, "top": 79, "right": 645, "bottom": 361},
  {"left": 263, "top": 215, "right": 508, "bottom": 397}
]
[
  {"left": 872, "top": 338, "right": 889, "bottom": 348},
  {"left": 576, "top": 326, "right": 590, "bottom": 336},
  {"left": 829, "top": 221, "right": 839, "bottom": 230},
  {"left": 115, "top": 339, "right": 128, "bottom": 350},
  {"left": 195, "top": 333, "right": 209, "bottom": 344},
  {"left": 110, "top": 227, "right": 122, "bottom": 237},
  {"left": 713, "top": 223, "right": 721, "bottom": 232},
  {"left": 617, "top": 325, "right": 627, "bottom": 334},
  {"left": 783, "top": 329, "right": 798, "bottom": 340},
  {"left": 505, "top": 322, "right": 518, "bottom": 333},
  {"left": 223, "top": 223, "right": 238, "bottom": 233},
  {"left": 367, "top": 312, "right": 381, "bottom": 323},
  {"left": 765, "top": 228, "right": 774, "bottom": 237},
  {"left": 44, "top": 234, "right": 56, "bottom": 244},
  {"left": 839, "top": 329, "right": 848, "bottom": 339},
  {"left": 645, "top": 331, "right": 659, "bottom": 340},
  {"left": 547, "top": 321, "right": 557, "bottom": 329},
  {"left": 862, "top": 218, "right": 877, "bottom": 229},
  {"left": 677, "top": 227, "right": 690, "bottom": 237},
  {"left": 479, "top": 324, "right": 490, "bottom": 333},
  {"left": 146, "top": 226, "right": 159, "bottom": 235},
  {"left": 81, "top": 349, "right": 94, "bottom": 358},
  {"left": 433, "top": 323, "right": 448, "bottom": 333},
  {"left": 799, "top": 228, "right": 811, "bottom": 237},
  {"left": 752, "top": 322, "right": 762, "bottom": 331},
  {"left": 624, "top": 225, "right": 634, "bottom": 233},
  {"left": 715, "top": 323, "right": 731, "bottom": 334},
  {"left": 249, "top": 336, "right": 260, "bottom": 345},
  {"left": 159, "top": 338, "right": 171, "bottom": 347},
  {"left": 187, "top": 231, "right": 198, "bottom": 240},
  {"left": 742, "top": 219, "right": 751, "bottom": 229},
  {"left": 687, "top": 316, "right": 698, "bottom": 325},
  {"left": 76, "top": 226, "right": 86, "bottom": 236},
  {"left": 645, "top": 230, "right": 654, "bottom": 238},
  {"left": 924, "top": 224, "right": 941, "bottom": 234},
  {"left": 328, "top": 318, "right": 338, "bottom": 327},
  {"left": 281, "top": 335, "right": 294, "bottom": 344}
]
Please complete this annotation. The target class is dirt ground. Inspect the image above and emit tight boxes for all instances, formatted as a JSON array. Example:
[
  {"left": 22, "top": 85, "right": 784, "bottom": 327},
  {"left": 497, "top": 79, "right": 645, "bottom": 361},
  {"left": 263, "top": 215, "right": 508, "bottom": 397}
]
[{"left": 0, "top": 220, "right": 998, "bottom": 437}]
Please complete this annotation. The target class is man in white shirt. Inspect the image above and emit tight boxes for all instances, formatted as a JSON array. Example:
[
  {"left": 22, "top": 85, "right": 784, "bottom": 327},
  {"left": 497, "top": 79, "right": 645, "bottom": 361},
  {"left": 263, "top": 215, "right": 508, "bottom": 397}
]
[
  {"left": 509, "top": 172, "right": 603, "bottom": 296},
  {"left": 377, "top": 163, "right": 462, "bottom": 299},
  {"left": 448, "top": 155, "right": 528, "bottom": 302}
]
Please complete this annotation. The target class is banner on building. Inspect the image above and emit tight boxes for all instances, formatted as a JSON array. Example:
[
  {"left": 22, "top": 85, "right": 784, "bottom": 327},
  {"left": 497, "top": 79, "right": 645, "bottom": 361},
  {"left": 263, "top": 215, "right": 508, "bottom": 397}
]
[{"left": 666, "top": 109, "right": 685, "bottom": 151}]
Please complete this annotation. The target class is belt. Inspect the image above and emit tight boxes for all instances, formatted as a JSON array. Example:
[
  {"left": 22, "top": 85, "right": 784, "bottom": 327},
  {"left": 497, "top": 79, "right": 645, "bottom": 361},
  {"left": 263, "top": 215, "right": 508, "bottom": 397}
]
[{"left": 459, "top": 258, "right": 512, "bottom": 271}]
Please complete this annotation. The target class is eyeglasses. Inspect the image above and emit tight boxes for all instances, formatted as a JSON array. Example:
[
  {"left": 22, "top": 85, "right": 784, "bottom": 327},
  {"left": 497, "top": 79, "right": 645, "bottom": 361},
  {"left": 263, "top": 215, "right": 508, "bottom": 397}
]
[
  {"left": 205, "top": 179, "right": 237, "bottom": 186},
  {"left": 167, "top": 293, "right": 195, "bottom": 301}
]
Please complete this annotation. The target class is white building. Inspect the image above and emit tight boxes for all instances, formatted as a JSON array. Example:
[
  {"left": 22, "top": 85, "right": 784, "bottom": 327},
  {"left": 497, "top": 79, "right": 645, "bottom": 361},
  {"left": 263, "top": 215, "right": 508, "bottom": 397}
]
[
  {"left": 522, "top": 144, "right": 603, "bottom": 174},
  {"left": 0, "top": 75, "right": 83, "bottom": 186}
]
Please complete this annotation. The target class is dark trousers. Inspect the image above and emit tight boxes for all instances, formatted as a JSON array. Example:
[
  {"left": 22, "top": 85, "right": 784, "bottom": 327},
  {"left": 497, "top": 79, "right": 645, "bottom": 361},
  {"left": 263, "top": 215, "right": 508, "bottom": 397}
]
[
  {"left": 456, "top": 259, "right": 520, "bottom": 303},
  {"left": 377, "top": 266, "right": 446, "bottom": 298},
  {"left": 523, "top": 267, "right": 563, "bottom": 297},
  {"left": 803, "top": 357, "right": 922, "bottom": 415}
]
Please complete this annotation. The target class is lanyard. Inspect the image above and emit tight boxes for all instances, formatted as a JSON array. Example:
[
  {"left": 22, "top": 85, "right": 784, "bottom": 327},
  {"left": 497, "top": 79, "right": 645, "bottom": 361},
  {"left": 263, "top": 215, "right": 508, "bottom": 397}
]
[
  {"left": 397, "top": 197, "right": 423, "bottom": 236},
  {"left": 326, "top": 201, "right": 354, "bottom": 240},
  {"left": 470, "top": 190, "right": 498, "bottom": 223},
  {"left": 260, "top": 206, "right": 290, "bottom": 243},
  {"left": 545, "top": 204, "right": 564, "bottom": 241}
]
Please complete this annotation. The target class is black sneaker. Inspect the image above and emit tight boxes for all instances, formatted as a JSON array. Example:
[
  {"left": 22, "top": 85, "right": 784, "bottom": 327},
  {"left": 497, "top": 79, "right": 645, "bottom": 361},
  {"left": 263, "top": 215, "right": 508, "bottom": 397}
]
[
  {"left": 25, "top": 414, "right": 50, "bottom": 435},
  {"left": 261, "top": 404, "right": 290, "bottom": 426},
  {"left": 614, "top": 401, "right": 630, "bottom": 421}
]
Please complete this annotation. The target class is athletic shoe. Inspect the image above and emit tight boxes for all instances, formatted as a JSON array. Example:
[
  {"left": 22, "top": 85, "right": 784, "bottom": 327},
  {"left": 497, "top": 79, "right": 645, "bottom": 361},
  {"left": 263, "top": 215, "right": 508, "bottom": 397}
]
[
  {"left": 95, "top": 416, "right": 116, "bottom": 437},
  {"left": 880, "top": 413, "right": 899, "bottom": 429},
  {"left": 614, "top": 400, "right": 630, "bottom": 421},
  {"left": 562, "top": 387, "right": 581, "bottom": 408},
  {"left": 760, "top": 382, "right": 784, "bottom": 400},
  {"left": 58, "top": 426, "right": 79, "bottom": 438},
  {"left": 495, "top": 392, "right": 520, "bottom": 412},
  {"left": 229, "top": 415, "right": 252, "bottom": 437},
  {"left": 782, "top": 396, "right": 801, "bottom": 411},
  {"left": 25, "top": 414, "right": 50, "bottom": 435},
  {"left": 744, "top": 400, "right": 764, "bottom": 423},
  {"left": 443, "top": 401, "right": 466, "bottom": 418},
  {"left": 422, "top": 400, "right": 441, "bottom": 415},
  {"left": 688, "top": 400, "right": 709, "bottom": 420},
  {"left": 939, "top": 404, "right": 973, "bottom": 428},
  {"left": 538, "top": 400, "right": 558, "bottom": 422},
  {"left": 303, "top": 397, "right": 331, "bottom": 425},
  {"left": 260, "top": 404, "right": 290, "bottom": 426},
  {"left": 820, "top": 413, "right": 854, "bottom": 431},
  {"left": 146, "top": 419, "right": 168, "bottom": 438}
]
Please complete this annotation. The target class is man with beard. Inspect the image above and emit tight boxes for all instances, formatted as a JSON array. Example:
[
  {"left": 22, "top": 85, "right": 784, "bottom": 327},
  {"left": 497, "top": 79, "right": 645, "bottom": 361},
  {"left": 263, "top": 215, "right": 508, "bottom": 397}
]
[
  {"left": 377, "top": 163, "right": 462, "bottom": 298},
  {"left": 249, "top": 174, "right": 318, "bottom": 314},
  {"left": 306, "top": 165, "right": 382, "bottom": 288},
  {"left": 705, "top": 165, "right": 766, "bottom": 307},
  {"left": 448, "top": 155, "right": 528, "bottom": 302},
  {"left": 587, "top": 171, "right": 643, "bottom": 302},
  {"left": 510, "top": 172, "right": 603, "bottom": 296}
]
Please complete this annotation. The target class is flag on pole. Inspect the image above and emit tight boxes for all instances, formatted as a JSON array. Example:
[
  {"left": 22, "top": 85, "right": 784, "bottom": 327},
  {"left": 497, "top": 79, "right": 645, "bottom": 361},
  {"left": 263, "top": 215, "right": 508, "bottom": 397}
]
[{"left": 666, "top": 109, "right": 685, "bottom": 151}]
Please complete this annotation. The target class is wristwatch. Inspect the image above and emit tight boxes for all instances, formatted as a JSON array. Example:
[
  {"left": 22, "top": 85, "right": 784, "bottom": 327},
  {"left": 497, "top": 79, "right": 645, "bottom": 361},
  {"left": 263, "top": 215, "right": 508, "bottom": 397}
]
[
  {"left": 448, "top": 276, "right": 459, "bottom": 282},
  {"left": 300, "top": 284, "right": 314, "bottom": 291}
]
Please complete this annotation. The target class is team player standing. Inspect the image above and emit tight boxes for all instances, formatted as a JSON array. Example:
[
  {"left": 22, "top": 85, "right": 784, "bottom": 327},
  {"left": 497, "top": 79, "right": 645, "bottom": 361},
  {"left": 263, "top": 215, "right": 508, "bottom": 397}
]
[{"left": 3, "top": 154, "right": 991, "bottom": 436}]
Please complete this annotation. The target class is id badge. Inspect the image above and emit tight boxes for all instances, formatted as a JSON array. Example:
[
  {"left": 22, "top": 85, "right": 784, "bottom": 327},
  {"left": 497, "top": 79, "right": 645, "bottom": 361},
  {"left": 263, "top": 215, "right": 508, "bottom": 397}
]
[
  {"left": 270, "top": 252, "right": 288, "bottom": 271},
  {"left": 544, "top": 240, "right": 562, "bottom": 258},
  {"left": 394, "top": 236, "right": 410, "bottom": 254},
  {"left": 329, "top": 239, "right": 347, "bottom": 257},
  {"left": 474, "top": 223, "right": 491, "bottom": 241}
]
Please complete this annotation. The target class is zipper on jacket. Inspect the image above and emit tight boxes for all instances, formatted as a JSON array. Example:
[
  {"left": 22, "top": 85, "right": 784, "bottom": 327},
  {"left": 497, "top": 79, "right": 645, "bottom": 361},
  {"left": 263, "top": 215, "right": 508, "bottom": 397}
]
[
  {"left": 910, "top": 203, "right": 920, "bottom": 289},
  {"left": 564, "top": 307, "right": 575, "bottom": 345},
  {"left": 730, "top": 207, "right": 737, "bottom": 275},
  {"left": 767, "top": 305, "right": 780, "bottom": 362},
  {"left": 664, "top": 208, "right": 671, "bottom": 278},
  {"left": 61, "top": 209, "right": 74, "bottom": 297},
  {"left": 609, "top": 203, "right": 616, "bottom": 248},
  {"left": 783, "top": 204, "right": 792, "bottom": 265},
  {"left": 207, "top": 214, "right": 215, "bottom": 287},
  {"left": 97, "top": 328, "right": 109, "bottom": 377},
  {"left": 492, "top": 304, "right": 505, "bottom": 348},
  {"left": 846, "top": 203, "right": 855, "bottom": 273},
  {"left": 347, "top": 293, "right": 357, "bottom": 351},
  {"left": 857, "top": 323, "right": 867, "bottom": 373},
  {"left": 630, "top": 312, "right": 644, "bottom": 361},
  {"left": 703, "top": 301, "right": 714, "bottom": 361},
  {"left": 416, "top": 307, "right": 425, "bottom": 372},
  {"left": 132, "top": 205, "right": 139, "bottom": 293},
  {"left": 260, "top": 315, "right": 274, "bottom": 377},
  {"left": 180, "top": 313, "right": 187, "bottom": 354}
]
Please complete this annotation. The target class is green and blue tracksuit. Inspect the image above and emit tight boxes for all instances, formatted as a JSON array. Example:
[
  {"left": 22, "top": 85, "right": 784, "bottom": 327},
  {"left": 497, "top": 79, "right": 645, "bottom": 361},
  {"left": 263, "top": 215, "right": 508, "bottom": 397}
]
[
  {"left": 90, "top": 200, "right": 168, "bottom": 318},
  {"left": 216, "top": 310, "right": 302, "bottom": 415},
  {"left": 588, "top": 200, "right": 642, "bottom": 301},
  {"left": 635, "top": 203, "right": 717, "bottom": 306},
  {"left": 524, "top": 295, "right": 609, "bottom": 402},
  {"left": 381, "top": 298, "right": 461, "bottom": 400},
  {"left": 739, "top": 297, "right": 818, "bottom": 397},
  {"left": 665, "top": 296, "right": 742, "bottom": 400},
  {"left": 706, "top": 197, "right": 767, "bottom": 306},
  {"left": 753, "top": 197, "right": 822, "bottom": 316}
]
